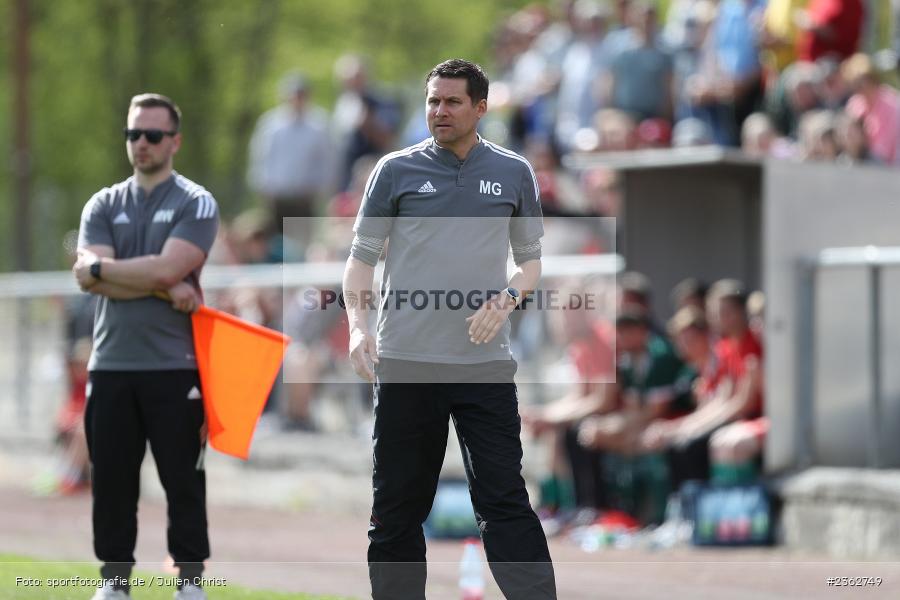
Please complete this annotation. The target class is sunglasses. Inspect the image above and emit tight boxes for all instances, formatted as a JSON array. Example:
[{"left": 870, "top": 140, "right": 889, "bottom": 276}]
[{"left": 123, "top": 128, "right": 178, "bottom": 144}]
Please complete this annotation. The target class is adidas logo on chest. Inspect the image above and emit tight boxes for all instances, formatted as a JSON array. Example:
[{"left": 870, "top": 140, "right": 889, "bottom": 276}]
[{"left": 417, "top": 181, "right": 437, "bottom": 193}]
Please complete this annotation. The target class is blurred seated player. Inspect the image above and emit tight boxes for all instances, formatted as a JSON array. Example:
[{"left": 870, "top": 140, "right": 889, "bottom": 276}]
[
  {"left": 578, "top": 311, "right": 691, "bottom": 451},
  {"left": 707, "top": 279, "right": 763, "bottom": 367},
  {"left": 40, "top": 247, "right": 96, "bottom": 496},
  {"left": 281, "top": 289, "right": 348, "bottom": 431},
  {"left": 50, "top": 337, "right": 93, "bottom": 494},
  {"left": 575, "top": 310, "right": 693, "bottom": 523},
  {"left": 280, "top": 156, "right": 376, "bottom": 430},
  {"left": 747, "top": 289, "right": 765, "bottom": 338},
  {"left": 641, "top": 282, "right": 763, "bottom": 489},
  {"left": 669, "top": 277, "right": 707, "bottom": 313},
  {"left": 639, "top": 306, "right": 742, "bottom": 488},
  {"left": 521, "top": 282, "right": 616, "bottom": 511},
  {"left": 709, "top": 290, "right": 767, "bottom": 484},
  {"left": 528, "top": 273, "right": 674, "bottom": 518},
  {"left": 709, "top": 408, "right": 768, "bottom": 485},
  {"left": 618, "top": 270, "right": 664, "bottom": 335}
]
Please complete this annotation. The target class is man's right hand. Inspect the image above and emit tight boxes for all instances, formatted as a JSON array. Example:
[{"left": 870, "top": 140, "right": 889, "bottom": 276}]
[
  {"left": 168, "top": 281, "right": 201, "bottom": 313},
  {"left": 349, "top": 327, "right": 378, "bottom": 383}
]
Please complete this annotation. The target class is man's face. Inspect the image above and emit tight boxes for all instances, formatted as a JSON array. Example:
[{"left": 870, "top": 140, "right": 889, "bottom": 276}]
[
  {"left": 676, "top": 327, "right": 708, "bottom": 363},
  {"left": 126, "top": 106, "right": 180, "bottom": 174},
  {"left": 718, "top": 297, "right": 748, "bottom": 337},
  {"left": 636, "top": 6, "right": 656, "bottom": 36},
  {"left": 426, "top": 77, "right": 486, "bottom": 147},
  {"left": 790, "top": 82, "right": 818, "bottom": 112},
  {"left": 616, "top": 323, "right": 648, "bottom": 353}
]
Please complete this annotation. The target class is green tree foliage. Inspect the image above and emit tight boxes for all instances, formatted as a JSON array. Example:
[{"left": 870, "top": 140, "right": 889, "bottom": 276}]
[{"left": 2, "top": 0, "right": 532, "bottom": 271}]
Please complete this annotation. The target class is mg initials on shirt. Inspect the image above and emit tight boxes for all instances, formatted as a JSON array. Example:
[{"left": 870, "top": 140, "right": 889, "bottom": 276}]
[{"left": 480, "top": 180, "right": 502, "bottom": 196}]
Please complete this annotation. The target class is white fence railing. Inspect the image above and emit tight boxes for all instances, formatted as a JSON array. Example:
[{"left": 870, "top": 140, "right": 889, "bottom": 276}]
[{"left": 0, "top": 254, "right": 624, "bottom": 434}]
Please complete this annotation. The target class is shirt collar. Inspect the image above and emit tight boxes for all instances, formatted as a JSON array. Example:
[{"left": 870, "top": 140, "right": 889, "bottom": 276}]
[
  {"left": 429, "top": 134, "right": 485, "bottom": 168},
  {"left": 129, "top": 171, "right": 177, "bottom": 202}
]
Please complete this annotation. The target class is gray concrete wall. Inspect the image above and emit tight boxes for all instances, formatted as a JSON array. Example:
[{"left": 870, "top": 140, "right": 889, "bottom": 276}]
[
  {"left": 764, "top": 161, "right": 900, "bottom": 471},
  {"left": 779, "top": 468, "right": 900, "bottom": 558},
  {"left": 622, "top": 163, "right": 761, "bottom": 321}
]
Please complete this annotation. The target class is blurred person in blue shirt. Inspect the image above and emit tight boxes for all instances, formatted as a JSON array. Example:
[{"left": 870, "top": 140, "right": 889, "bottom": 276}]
[
  {"left": 605, "top": 2, "right": 675, "bottom": 122},
  {"left": 248, "top": 73, "right": 335, "bottom": 236},
  {"left": 685, "top": 0, "right": 765, "bottom": 145}
]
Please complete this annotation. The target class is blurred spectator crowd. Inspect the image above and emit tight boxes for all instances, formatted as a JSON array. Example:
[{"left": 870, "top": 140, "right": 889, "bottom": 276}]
[
  {"left": 487, "top": 0, "right": 895, "bottom": 166},
  {"left": 217, "top": 0, "right": 900, "bottom": 278}
]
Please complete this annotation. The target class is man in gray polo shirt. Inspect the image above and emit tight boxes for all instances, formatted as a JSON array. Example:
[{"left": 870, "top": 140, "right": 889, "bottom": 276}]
[
  {"left": 343, "top": 59, "right": 556, "bottom": 600},
  {"left": 73, "top": 93, "right": 218, "bottom": 600}
]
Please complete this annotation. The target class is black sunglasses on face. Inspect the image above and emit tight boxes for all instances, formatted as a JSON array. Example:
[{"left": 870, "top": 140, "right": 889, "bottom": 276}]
[{"left": 123, "top": 128, "right": 178, "bottom": 144}]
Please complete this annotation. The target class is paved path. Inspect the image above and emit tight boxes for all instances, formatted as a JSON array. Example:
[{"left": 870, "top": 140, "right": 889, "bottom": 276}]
[
  {"left": 3, "top": 485, "right": 900, "bottom": 599},
  {"left": 4, "top": 427, "right": 900, "bottom": 599}
]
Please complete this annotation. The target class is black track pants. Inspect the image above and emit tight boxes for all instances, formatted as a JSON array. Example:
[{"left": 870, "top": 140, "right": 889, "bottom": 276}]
[
  {"left": 367, "top": 360, "right": 556, "bottom": 600},
  {"left": 85, "top": 370, "right": 208, "bottom": 584}
]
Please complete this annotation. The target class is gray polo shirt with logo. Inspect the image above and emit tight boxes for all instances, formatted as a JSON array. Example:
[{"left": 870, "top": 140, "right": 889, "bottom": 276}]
[
  {"left": 78, "top": 171, "right": 219, "bottom": 371},
  {"left": 351, "top": 137, "right": 544, "bottom": 364}
]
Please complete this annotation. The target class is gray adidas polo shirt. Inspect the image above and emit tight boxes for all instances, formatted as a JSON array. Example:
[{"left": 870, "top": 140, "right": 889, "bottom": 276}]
[
  {"left": 78, "top": 171, "right": 219, "bottom": 371},
  {"left": 352, "top": 137, "right": 544, "bottom": 364}
]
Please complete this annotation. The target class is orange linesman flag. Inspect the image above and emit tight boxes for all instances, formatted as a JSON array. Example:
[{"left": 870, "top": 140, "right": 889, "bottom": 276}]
[{"left": 191, "top": 305, "right": 291, "bottom": 460}]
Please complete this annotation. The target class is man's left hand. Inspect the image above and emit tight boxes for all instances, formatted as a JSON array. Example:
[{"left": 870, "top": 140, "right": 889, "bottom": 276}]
[
  {"left": 465, "top": 292, "right": 515, "bottom": 345},
  {"left": 73, "top": 250, "right": 99, "bottom": 290},
  {"left": 168, "top": 281, "right": 201, "bottom": 313}
]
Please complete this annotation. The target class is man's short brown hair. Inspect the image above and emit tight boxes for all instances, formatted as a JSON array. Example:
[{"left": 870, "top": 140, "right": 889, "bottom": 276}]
[
  {"left": 425, "top": 59, "right": 489, "bottom": 104},
  {"left": 129, "top": 93, "right": 182, "bottom": 131},
  {"left": 709, "top": 278, "right": 748, "bottom": 309},
  {"left": 668, "top": 306, "right": 708, "bottom": 336}
]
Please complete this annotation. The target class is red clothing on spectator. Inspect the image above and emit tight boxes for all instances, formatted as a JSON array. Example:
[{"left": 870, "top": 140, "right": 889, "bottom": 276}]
[
  {"left": 846, "top": 86, "right": 900, "bottom": 164},
  {"left": 715, "top": 329, "right": 762, "bottom": 379},
  {"left": 796, "top": 0, "right": 863, "bottom": 62},
  {"left": 694, "top": 352, "right": 725, "bottom": 402},
  {"left": 569, "top": 319, "right": 615, "bottom": 381},
  {"left": 715, "top": 328, "right": 764, "bottom": 415},
  {"left": 57, "top": 372, "right": 87, "bottom": 434}
]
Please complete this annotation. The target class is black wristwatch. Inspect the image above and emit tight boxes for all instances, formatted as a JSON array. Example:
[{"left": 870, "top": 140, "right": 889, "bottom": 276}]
[
  {"left": 504, "top": 286, "right": 520, "bottom": 306},
  {"left": 90, "top": 260, "right": 102, "bottom": 281}
]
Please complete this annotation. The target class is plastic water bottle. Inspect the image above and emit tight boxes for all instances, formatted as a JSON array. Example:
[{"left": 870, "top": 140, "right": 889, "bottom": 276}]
[{"left": 459, "top": 538, "right": 485, "bottom": 600}]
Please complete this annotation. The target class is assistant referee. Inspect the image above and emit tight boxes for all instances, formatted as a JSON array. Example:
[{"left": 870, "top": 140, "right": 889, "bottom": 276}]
[
  {"left": 343, "top": 59, "right": 556, "bottom": 600},
  {"left": 74, "top": 93, "right": 218, "bottom": 600}
]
